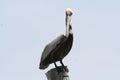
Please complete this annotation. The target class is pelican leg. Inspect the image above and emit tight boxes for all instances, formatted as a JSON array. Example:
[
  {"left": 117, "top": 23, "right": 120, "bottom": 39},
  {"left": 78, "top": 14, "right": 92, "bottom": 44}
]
[
  {"left": 60, "top": 60, "right": 65, "bottom": 67},
  {"left": 54, "top": 62, "right": 60, "bottom": 74},
  {"left": 54, "top": 62, "right": 58, "bottom": 68},
  {"left": 60, "top": 60, "right": 68, "bottom": 72}
]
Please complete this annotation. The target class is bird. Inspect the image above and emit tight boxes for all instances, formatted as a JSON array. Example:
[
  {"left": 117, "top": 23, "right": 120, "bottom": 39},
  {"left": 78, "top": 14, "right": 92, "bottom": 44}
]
[{"left": 39, "top": 8, "right": 73, "bottom": 71}]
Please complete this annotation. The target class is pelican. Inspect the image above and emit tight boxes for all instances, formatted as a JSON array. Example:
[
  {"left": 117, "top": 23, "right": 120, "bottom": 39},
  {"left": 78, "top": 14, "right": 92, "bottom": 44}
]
[{"left": 39, "top": 8, "right": 73, "bottom": 70}]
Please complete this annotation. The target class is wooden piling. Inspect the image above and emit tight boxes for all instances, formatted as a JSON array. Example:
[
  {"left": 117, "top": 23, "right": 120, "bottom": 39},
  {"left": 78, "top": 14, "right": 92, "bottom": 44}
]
[{"left": 45, "top": 66, "right": 69, "bottom": 80}]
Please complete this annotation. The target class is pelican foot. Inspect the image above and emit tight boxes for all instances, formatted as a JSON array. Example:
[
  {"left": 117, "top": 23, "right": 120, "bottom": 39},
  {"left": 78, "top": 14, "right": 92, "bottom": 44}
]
[{"left": 56, "top": 66, "right": 69, "bottom": 74}]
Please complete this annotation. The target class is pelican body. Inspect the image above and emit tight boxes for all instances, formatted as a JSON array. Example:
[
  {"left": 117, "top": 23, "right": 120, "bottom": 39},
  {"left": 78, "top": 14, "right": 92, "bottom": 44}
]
[{"left": 39, "top": 8, "right": 73, "bottom": 70}]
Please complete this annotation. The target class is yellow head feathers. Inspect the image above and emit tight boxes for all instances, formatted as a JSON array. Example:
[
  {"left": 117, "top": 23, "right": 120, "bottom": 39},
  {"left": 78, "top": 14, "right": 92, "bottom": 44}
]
[{"left": 66, "top": 8, "right": 73, "bottom": 16}]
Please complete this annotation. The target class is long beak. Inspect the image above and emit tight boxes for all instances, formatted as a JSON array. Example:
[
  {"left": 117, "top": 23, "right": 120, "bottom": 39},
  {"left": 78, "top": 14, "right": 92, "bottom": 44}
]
[
  {"left": 66, "top": 15, "right": 71, "bottom": 27},
  {"left": 66, "top": 15, "right": 71, "bottom": 36}
]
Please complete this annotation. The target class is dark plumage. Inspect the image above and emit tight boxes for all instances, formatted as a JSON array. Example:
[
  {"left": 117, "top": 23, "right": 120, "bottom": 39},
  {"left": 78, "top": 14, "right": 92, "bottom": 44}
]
[{"left": 39, "top": 8, "right": 73, "bottom": 70}]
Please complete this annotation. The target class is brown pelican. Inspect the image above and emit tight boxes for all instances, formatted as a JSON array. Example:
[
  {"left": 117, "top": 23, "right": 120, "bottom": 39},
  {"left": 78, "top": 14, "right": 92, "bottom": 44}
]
[{"left": 39, "top": 8, "right": 73, "bottom": 70}]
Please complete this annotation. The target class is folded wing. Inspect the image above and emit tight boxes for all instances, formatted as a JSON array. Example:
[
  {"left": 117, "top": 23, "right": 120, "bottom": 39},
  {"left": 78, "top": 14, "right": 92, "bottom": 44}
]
[{"left": 39, "top": 34, "right": 66, "bottom": 69}]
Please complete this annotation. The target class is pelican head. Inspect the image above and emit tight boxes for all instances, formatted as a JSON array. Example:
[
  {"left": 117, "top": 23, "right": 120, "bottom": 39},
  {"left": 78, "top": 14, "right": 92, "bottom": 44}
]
[{"left": 66, "top": 8, "right": 73, "bottom": 16}]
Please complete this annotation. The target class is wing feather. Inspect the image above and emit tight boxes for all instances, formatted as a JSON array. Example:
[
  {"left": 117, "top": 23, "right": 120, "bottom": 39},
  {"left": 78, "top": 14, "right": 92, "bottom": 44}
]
[{"left": 40, "top": 34, "right": 66, "bottom": 64}]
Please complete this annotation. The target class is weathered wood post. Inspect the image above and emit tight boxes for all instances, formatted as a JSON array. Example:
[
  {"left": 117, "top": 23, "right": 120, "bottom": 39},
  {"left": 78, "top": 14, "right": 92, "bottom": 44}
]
[{"left": 45, "top": 66, "right": 70, "bottom": 80}]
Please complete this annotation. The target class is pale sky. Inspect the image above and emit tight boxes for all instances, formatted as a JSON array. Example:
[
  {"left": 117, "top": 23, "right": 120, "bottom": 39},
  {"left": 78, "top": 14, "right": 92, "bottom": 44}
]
[{"left": 0, "top": 0, "right": 120, "bottom": 80}]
